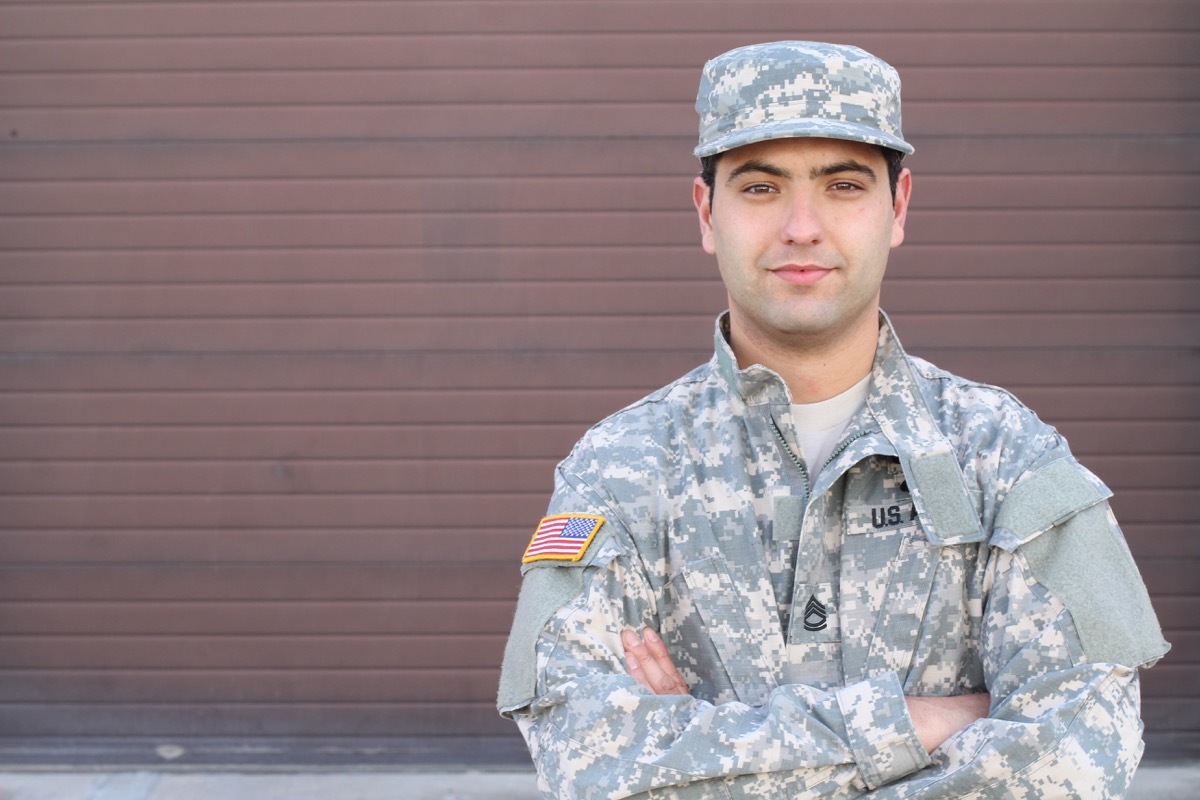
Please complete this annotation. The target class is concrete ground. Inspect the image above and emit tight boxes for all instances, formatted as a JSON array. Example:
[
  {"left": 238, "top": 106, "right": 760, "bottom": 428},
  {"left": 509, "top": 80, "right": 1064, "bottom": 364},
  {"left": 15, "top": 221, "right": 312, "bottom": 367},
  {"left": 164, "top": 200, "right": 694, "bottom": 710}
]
[
  {"left": 0, "top": 763, "right": 1197, "bottom": 800},
  {"left": 0, "top": 770, "right": 537, "bottom": 800}
]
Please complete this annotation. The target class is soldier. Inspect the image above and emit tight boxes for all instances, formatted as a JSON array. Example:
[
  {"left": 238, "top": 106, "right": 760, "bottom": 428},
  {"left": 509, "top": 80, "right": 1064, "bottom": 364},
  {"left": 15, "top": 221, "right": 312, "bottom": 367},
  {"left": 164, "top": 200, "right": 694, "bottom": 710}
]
[{"left": 497, "top": 41, "right": 1169, "bottom": 798}]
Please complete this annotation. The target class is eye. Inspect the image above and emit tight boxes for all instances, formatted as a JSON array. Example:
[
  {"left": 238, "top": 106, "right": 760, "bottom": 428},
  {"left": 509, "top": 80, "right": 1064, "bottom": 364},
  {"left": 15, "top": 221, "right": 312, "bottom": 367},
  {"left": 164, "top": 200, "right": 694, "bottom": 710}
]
[
  {"left": 743, "top": 182, "right": 777, "bottom": 195},
  {"left": 829, "top": 180, "right": 864, "bottom": 192}
]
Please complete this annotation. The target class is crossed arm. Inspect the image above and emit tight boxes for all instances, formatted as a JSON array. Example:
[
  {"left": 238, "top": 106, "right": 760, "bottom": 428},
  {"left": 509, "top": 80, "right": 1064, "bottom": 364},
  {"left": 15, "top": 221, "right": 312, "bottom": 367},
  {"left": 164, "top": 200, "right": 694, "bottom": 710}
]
[
  {"left": 512, "top": 542, "right": 1147, "bottom": 798},
  {"left": 621, "top": 627, "right": 990, "bottom": 755}
]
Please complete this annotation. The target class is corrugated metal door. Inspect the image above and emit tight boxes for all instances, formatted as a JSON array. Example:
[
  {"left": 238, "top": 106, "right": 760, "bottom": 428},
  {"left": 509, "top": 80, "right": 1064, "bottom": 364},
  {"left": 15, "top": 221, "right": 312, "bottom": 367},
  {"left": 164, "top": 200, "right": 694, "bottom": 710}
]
[{"left": 0, "top": 1, "right": 1196, "bottom": 764}]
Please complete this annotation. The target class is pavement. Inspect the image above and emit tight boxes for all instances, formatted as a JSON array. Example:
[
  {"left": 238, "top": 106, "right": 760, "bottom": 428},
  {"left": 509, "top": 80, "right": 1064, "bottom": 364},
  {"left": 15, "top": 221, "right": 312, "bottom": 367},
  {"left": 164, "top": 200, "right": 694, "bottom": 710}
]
[{"left": 0, "top": 763, "right": 1198, "bottom": 800}]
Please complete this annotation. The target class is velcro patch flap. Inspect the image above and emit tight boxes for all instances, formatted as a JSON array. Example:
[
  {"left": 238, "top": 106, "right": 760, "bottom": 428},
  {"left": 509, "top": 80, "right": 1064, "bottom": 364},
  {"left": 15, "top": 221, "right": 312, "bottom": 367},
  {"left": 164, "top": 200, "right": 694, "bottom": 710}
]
[
  {"left": 992, "top": 458, "right": 1110, "bottom": 551},
  {"left": 906, "top": 449, "right": 986, "bottom": 546}
]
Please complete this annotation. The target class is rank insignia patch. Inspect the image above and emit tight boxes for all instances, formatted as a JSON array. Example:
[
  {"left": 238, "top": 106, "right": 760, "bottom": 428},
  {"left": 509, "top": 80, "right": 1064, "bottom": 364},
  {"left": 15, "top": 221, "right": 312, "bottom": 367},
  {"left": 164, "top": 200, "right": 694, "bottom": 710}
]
[
  {"left": 803, "top": 594, "right": 828, "bottom": 632},
  {"left": 522, "top": 514, "right": 605, "bottom": 564}
]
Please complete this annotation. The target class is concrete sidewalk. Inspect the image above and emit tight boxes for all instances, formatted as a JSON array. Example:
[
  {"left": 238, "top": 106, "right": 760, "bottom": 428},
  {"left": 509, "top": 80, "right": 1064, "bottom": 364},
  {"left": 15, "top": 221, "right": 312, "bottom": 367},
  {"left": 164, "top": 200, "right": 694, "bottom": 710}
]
[
  {"left": 1, "top": 764, "right": 1197, "bottom": 800},
  {"left": 0, "top": 770, "right": 538, "bottom": 799}
]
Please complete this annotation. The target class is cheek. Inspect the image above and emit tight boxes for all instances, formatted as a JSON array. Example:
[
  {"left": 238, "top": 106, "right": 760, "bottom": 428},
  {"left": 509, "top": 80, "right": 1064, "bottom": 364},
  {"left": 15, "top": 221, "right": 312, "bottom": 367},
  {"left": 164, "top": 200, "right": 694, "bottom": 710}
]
[
  {"left": 847, "top": 206, "right": 899, "bottom": 251},
  {"left": 707, "top": 213, "right": 743, "bottom": 262}
]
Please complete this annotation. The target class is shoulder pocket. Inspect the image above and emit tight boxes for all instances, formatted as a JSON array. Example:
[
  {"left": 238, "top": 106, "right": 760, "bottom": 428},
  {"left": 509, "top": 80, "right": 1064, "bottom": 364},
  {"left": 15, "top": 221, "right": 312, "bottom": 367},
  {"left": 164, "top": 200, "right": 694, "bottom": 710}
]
[
  {"left": 1019, "top": 502, "right": 1169, "bottom": 668},
  {"left": 996, "top": 459, "right": 1168, "bottom": 668},
  {"left": 498, "top": 566, "right": 587, "bottom": 716},
  {"left": 499, "top": 525, "right": 618, "bottom": 716}
]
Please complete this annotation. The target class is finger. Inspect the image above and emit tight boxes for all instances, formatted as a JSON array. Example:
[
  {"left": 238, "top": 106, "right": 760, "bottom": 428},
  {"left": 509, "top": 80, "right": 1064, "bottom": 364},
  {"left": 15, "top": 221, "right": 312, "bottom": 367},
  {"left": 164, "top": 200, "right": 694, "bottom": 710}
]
[
  {"left": 621, "top": 629, "right": 655, "bottom": 692},
  {"left": 622, "top": 629, "right": 685, "bottom": 695},
  {"left": 641, "top": 628, "right": 689, "bottom": 694}
]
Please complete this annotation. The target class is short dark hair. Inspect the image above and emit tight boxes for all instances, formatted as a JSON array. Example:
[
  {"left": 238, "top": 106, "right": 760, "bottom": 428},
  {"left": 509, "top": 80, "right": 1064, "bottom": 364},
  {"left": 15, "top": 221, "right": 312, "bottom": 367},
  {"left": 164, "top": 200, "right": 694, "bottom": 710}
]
[{"left": 698, "top": 144, "right": 905, "bottom": 208}]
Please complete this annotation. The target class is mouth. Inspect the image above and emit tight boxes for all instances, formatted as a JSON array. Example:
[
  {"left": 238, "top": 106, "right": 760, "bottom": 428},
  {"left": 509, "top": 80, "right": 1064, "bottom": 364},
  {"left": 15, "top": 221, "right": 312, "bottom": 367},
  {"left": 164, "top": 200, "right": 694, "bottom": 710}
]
[{"left": 770, "top": 264, "right": 832, "bottom": 286}]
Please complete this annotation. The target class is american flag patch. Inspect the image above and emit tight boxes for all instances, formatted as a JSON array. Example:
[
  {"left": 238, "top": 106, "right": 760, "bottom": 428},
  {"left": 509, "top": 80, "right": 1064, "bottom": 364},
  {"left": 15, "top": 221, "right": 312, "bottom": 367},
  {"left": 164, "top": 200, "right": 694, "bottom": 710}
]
[{"left": 522, "top": 514, "right": 605, "bottom": 564}]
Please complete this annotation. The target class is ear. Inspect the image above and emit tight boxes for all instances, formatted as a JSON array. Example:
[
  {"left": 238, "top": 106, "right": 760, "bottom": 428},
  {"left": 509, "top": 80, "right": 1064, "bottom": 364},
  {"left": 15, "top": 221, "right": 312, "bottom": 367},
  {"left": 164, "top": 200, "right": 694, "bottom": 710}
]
[
  {"left": 890, "top": 167, "right": 913, "bottom": 249},
  {"left": 693, "top": 176, "right": 716, "bottom": 255}
]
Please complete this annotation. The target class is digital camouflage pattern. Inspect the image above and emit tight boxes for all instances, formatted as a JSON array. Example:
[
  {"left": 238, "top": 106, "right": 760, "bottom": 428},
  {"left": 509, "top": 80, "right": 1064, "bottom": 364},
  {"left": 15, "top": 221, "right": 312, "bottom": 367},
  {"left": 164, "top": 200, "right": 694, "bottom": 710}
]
[
  {"left": 498, "top": 314, "right": 1168, "bottom": 799},
  {"left": 694, "top": 41, "right": 914, "bottom": 158}
]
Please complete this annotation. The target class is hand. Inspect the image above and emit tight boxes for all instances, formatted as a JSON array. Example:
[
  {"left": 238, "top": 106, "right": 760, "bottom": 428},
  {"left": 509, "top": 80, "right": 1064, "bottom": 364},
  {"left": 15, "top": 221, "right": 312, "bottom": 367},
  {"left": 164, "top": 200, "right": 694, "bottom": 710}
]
[
  {"left": 621, "top": 627, "right": 690, "bottom": 695},
  {"left": 905, "top": 692, "right": 991, "bottom": 753}
]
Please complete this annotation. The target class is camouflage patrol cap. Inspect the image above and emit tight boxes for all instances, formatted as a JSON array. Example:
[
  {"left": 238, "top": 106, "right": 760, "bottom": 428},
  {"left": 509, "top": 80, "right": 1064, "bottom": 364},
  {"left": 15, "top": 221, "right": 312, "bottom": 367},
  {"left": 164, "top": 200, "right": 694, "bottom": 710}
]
[{"left": 695, "top": 41, "right": 914, "bottom": 158}]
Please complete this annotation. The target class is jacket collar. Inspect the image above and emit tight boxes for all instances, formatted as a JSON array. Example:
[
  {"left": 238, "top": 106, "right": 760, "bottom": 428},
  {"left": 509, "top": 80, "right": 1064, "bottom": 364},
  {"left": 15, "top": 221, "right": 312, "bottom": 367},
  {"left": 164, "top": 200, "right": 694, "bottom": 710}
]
[
  {"left": 712, "top": 310, "right": 910, "bottom": 410},
  {"left": 712, "top": 312, "right": 792, "bottom": 407},
  {"left": 711, "top": 311, "right": 985, "bottom": 544}
]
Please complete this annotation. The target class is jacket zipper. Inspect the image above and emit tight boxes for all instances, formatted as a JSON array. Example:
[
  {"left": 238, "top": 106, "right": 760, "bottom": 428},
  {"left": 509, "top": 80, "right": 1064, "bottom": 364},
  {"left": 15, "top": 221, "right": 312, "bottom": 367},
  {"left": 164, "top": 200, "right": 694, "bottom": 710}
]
[{"left": 770, "top": 414, "right": 871, "bottom": 511}]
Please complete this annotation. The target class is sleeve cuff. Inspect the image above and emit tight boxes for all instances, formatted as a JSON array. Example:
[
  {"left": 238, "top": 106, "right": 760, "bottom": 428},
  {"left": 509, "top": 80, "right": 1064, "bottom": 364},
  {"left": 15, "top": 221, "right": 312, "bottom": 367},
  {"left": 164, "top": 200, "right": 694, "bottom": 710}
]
[{"left": 835, "top": 671, "right": 932, "bottom": 789}]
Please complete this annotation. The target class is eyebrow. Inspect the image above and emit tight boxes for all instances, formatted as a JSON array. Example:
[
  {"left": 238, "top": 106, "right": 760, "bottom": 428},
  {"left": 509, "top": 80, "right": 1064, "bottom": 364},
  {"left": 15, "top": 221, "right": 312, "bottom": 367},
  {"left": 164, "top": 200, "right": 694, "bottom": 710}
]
[
  {"left": 724, "top": 157, "right": 878, "bottom": 185},
  {"left": 812, "top": 159, "right": 878, "bottom": 183},
  {"left": 725, "top": 159, "right": 790, "bottom": 184}
]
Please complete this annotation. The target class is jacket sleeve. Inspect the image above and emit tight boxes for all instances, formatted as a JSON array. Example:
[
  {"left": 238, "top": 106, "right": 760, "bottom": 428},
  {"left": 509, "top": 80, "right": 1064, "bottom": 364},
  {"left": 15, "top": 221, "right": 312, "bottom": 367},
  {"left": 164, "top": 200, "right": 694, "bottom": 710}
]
[
  {"left": 498, "top": 472, "right": 930, "bottom": 800},
  {"left": 867, "top": 458, "right": 1170, "bottom": 799}
]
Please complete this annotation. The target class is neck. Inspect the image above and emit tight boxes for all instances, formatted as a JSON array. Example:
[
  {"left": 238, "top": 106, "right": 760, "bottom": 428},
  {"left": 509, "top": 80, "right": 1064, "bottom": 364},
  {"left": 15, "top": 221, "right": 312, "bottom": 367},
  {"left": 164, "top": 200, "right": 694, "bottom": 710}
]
[{"left": 728, "top": 310, "right": 880, "bottom": 404}]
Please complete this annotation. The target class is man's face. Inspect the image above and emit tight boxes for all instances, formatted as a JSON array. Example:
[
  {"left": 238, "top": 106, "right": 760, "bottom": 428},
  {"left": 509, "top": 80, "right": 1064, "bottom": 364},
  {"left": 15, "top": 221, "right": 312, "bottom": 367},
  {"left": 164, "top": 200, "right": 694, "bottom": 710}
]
[{"left": 694, "top": 137, "right": 911, "bottom": 352}]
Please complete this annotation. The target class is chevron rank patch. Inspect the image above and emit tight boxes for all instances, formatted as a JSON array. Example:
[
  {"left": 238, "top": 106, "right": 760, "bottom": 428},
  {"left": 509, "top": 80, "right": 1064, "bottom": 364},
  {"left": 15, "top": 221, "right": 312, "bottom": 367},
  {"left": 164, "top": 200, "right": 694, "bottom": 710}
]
[{"left": 522, "top": 514, "right": 605, "bottom": 564}]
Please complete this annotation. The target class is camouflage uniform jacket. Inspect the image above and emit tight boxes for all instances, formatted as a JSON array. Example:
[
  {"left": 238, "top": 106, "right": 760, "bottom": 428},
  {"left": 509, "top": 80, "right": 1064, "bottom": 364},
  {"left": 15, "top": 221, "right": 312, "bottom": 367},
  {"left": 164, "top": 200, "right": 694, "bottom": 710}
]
[{"left": 498, "top": 313, "right": 1168, "bottom": 799}]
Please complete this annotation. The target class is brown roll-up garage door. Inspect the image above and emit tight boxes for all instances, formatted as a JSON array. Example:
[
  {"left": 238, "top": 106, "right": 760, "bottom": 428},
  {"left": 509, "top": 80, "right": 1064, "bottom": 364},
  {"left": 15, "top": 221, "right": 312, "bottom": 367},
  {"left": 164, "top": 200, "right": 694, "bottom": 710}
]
[{"left": 0, "top": 1, "right": 1196, "bottom": 765}]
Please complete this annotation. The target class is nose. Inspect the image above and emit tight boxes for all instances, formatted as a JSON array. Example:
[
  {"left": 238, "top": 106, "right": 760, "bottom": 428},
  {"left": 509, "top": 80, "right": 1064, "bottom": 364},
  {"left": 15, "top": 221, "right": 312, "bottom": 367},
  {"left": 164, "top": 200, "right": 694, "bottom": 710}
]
[{"left": 780, "top": 192, "right": 823, "bottom": 246}]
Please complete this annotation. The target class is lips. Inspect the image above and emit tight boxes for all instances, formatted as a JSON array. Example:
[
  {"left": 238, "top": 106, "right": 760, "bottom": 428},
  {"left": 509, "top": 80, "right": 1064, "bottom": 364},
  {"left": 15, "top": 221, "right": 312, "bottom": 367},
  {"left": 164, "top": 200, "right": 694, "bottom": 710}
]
[{"left": 770, "top": 264, "right": 832, "bottom": 286}]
